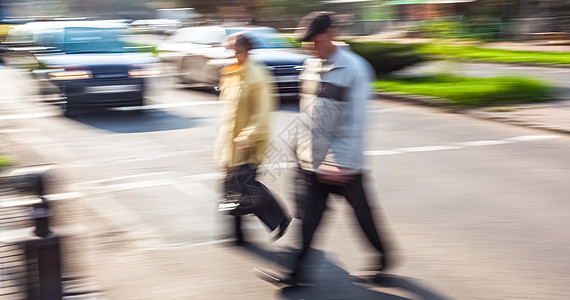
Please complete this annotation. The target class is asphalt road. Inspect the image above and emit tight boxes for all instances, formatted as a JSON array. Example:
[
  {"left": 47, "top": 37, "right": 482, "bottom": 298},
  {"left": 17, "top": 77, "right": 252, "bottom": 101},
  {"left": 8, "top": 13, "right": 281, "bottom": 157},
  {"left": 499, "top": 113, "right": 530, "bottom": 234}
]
[{"left": 1, "top": 67, "right": 570, "bottom": 299}]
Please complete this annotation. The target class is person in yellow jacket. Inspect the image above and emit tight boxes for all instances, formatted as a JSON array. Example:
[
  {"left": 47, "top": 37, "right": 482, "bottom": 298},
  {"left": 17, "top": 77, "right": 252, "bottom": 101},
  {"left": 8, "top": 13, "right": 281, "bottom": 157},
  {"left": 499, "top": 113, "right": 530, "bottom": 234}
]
[{"left": 215, "top": 33, "right": 291, "bottom": 245}]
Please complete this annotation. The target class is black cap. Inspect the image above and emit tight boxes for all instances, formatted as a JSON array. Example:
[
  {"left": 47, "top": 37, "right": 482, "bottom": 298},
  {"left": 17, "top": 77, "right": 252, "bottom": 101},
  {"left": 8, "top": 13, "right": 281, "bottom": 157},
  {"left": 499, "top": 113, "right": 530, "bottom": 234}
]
[{"left": 298, "top": 12, "right": 335, "bottom": 42}]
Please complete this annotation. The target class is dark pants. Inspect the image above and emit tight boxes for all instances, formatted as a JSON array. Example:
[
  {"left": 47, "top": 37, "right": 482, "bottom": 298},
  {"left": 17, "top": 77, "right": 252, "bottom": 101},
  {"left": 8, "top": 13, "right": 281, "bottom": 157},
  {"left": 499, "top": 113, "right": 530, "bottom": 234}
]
[
  {"left": 224, "top": 165, "right": 287, "bottom": 240},
  {"left": 293, "top": 168, "right": 387, "bottom": 276}
]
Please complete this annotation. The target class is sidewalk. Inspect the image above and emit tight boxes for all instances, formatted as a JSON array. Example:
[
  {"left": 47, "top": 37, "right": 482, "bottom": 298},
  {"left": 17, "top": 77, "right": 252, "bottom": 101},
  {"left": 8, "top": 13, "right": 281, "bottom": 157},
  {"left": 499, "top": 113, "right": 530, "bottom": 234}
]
[
  {"left": 465, "top": 100, "right": 570, "bottom": 135},
  {"left": 374, "top": 87, "right": 570, "bottom": 136}
]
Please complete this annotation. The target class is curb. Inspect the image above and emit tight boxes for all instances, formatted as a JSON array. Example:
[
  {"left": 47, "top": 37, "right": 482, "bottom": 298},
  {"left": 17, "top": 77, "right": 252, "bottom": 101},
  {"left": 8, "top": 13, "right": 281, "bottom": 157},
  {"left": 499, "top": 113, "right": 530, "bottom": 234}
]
[
  {"left": 464, "top": 110, "right": 570, "bottom": 136},
  {"left": 427, "top": 57, "right": 570, "bottom": 69},
  {"left": 373, "top": 91, "right": 448, "bottom": 107},
  {"left": 457, "top": 58, "right": 570, "bottom": 69},
  {"left": 373, "top": 91, "right": 570, "bottom": 135}
]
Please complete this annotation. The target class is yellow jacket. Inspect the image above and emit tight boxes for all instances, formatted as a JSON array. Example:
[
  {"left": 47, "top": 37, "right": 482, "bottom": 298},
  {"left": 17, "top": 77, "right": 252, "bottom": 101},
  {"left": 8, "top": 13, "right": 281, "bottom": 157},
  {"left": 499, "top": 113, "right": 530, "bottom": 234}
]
[{"left": 215, "top": 60, "right": 276, "bottom": 168}]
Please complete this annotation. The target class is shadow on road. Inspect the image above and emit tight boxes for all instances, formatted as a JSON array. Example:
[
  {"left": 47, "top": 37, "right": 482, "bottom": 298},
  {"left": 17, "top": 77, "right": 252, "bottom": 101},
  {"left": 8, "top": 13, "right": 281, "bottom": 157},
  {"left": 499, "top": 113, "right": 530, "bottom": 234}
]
[
  {"left": 69, "top": 109, "right": 209, "bottom": 133},
  {"left": 235, "top": 242, "right": 449, "bottom": 300}
]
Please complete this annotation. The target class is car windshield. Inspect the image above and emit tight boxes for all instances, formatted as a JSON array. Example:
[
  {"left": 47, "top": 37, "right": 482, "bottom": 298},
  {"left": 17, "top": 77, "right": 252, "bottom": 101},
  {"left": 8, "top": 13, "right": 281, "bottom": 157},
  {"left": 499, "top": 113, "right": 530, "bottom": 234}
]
[
  {"left": 62, "top": 27, "right": 130, "bottom": 54},
  {"left": 225, "top": 28, "right": 292, "bottom": 49}
]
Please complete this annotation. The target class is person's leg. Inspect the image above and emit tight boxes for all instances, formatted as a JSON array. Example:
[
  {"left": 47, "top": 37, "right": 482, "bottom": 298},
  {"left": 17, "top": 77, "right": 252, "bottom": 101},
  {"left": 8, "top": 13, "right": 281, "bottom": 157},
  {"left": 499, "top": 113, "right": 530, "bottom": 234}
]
[
  {"left": 251, "top": 179, "right": 288, "bottom": 231},
  {"left": 234, "top": 215, "right": 244, "bottom": 244},
  {"left": 291, "top": 171, "right": 329, "bottom": 278},
  {"left": 232, "top": 165, "right": 287, "bottom": 231},
  {"left": 343, "top": 174, "right": 389, "bottom": 270}
]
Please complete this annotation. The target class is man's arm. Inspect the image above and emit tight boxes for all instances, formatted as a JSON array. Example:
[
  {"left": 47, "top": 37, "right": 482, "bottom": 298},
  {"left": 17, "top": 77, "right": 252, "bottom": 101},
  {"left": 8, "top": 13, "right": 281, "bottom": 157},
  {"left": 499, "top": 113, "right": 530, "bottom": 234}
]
[{"left": 234, "top": 75, "right": 276, "bottom": 150}]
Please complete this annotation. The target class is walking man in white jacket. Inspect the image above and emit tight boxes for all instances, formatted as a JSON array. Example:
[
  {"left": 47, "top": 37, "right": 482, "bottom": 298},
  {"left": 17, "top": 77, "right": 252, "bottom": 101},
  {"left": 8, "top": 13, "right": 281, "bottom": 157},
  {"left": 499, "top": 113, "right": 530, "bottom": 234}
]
[{"left": 259, "top": 12, "right": 392, "bottom": 286}]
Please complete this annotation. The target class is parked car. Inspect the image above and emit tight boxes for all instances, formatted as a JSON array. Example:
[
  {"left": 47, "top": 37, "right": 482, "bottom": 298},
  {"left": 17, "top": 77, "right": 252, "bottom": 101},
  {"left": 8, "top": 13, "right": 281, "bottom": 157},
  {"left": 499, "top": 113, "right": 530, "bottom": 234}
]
[
  {"left": 129, "top": 19, "right": 181, "bottom": 35},
  {"left": 157, "top": 26, "right": 308, "bottom": 100},
  {"left": 4, "top": 21, "right": 159, "bottom": 116}
]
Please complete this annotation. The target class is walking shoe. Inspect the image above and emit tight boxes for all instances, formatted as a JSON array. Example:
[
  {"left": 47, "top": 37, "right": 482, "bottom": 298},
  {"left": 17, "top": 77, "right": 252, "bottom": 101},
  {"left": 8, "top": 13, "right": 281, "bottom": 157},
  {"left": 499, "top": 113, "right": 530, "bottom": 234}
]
[
  {"left": 272, "top": 217, "right": 292, "bottom": 241},
  {"left": 378, "top": 253, "right": 390, "bottom": 272},
  {"left": 254, "top": 268, "right": 313, "bottom": 287}
]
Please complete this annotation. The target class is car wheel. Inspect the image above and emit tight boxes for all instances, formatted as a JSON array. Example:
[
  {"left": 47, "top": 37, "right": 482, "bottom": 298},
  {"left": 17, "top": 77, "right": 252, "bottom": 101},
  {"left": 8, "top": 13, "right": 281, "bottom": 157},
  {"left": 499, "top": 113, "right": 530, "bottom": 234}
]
[
  {"left": 131, "top": 98, "right": 146, "bottom": 114},
  {"left": 179, "top": 57, "right": 196, "bottom": 85}
]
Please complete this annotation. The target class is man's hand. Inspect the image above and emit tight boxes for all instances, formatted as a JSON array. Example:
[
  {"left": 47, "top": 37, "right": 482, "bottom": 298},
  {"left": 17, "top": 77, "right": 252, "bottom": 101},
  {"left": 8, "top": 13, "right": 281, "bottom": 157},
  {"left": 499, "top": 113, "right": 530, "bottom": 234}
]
[{"left": 317, "top": 164, "right": 357, "bottom": 185}]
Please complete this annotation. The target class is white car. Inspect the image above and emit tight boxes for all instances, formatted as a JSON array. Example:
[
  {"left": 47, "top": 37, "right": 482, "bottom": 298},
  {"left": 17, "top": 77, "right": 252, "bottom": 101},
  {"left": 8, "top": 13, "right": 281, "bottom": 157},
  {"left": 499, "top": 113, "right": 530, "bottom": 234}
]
[
  {"left": 129, "top": 19, "right": 181, "bottom": 34},
  {"left": 157, "top": 26, "right": 308, "bottom": 100}
]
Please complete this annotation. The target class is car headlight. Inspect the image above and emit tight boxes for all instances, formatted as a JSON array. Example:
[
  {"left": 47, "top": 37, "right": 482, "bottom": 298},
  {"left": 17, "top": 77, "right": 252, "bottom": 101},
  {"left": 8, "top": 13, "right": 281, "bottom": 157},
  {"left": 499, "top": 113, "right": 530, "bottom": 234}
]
[
  {"left": 129, "top": 64, "right": 161, "bottom": 78},
  {"left": 48, "top": 67, "right": 92, "bottom": 80}
]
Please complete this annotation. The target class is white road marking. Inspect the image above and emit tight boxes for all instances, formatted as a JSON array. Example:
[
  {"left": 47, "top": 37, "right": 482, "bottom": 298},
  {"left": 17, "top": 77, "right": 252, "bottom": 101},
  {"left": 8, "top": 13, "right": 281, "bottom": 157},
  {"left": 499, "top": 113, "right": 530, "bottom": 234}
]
[
  {"left": 0, "top": 102, "right": 221, "bottom": 119},
  {"left": 9, "top": 165, "right": 54, "bottom": 175},
  {"left": 396, "top": 145, "right": 463, "bottom": 153},
  {"left": 507, "top": 135, "right": 560, "bottom": 142},
  {"left": 78, "top": 172, "right": 173, "bottom": 185},
  {"left": 369, "top": 107, "right": 408, "bottom": 113},
  {"left": 365, "top": 135, "right": 562, "bottom": 157},
  {"left": 88, "top": 150, "right": 209, "bottom": 166},
  {"left": 0, "top": 112, "right": 58, "bottom": 120},
  {"left": 183, "top": 172, "right": 223, "bottom": 181},
  {"left": 455, "top": 140, "right": 512, "bottom": 147},
  {"left": 89, "top": 179, "right": 175, "bottom": 193},
  {"left": 364, "top": 150, "right": 403, "bottom": 156},
  {"left": 0, "top": 129, "right": 28, "bottom": 133},
  {"left": 113, "top": 100, "right": 222, "bottom": 111}
]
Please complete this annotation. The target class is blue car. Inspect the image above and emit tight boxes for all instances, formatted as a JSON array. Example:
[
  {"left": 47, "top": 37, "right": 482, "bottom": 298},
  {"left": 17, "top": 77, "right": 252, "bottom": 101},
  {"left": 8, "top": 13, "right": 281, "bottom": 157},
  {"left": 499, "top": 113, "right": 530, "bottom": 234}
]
[{"left": 6, "top": 21, "right": 159, "bottom": 116}]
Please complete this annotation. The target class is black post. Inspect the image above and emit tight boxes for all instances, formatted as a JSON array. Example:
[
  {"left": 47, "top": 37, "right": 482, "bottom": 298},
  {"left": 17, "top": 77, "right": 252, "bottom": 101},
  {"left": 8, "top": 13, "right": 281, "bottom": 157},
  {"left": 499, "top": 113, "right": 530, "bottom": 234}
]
[{"left": 25, "top": 197, "right": 63, "bottom": 300}]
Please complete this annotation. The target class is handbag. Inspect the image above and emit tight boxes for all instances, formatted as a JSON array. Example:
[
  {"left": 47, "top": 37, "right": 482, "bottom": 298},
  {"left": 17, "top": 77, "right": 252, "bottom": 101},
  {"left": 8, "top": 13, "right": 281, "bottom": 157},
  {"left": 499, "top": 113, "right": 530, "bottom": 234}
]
[{"left": 219, "top": 164, "right": 264, "bottom": 214}]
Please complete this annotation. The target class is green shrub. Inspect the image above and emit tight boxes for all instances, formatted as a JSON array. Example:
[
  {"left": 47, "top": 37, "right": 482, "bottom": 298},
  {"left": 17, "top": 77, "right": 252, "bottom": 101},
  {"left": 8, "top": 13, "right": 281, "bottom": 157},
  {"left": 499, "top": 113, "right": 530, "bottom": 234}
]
[
  {"left": 414, "top": 20, "right": 465, "bottom": 39},
  {"left": 285, "top": 37, "right": 302, "bottom": 48},
  {"left": 410, "top": 19, "right": 505, "bottom": 42},
  {"left": 346, "top": 41, "right": 426, "bottom": 75},
  {"left": 375, "top": 74, "right": 554, "bottom": 107}
]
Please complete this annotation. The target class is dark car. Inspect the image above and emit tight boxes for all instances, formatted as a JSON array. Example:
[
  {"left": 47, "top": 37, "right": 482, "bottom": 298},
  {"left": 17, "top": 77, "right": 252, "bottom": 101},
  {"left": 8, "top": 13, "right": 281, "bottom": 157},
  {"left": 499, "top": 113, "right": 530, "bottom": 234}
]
[
  {"left": 5, "top": 21, "right": 159, "bottom": 116},
  {"left": 158, "top": 26, "right": 308, "bottom": 100}
]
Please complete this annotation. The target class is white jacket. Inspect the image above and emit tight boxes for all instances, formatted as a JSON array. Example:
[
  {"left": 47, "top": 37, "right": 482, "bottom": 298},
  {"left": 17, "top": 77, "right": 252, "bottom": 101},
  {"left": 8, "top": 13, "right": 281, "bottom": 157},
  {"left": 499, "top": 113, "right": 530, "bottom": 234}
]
[{"left": 295, "top": 47, "right": 375, "bottom": 172}]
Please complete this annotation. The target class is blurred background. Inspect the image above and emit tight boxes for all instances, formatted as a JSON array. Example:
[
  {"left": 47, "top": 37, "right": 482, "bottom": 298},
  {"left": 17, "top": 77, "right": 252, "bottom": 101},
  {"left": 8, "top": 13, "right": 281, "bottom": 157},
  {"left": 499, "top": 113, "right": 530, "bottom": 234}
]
[{"left": 1, "top": 0, "right": 570, "bottom": 300}]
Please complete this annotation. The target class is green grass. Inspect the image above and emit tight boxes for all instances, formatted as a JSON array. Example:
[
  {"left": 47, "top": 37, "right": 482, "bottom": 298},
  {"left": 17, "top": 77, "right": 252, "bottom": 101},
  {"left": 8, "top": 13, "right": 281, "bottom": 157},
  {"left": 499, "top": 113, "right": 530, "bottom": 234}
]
[
  {"left": 0, "top": 155, "right": 12, "bottom": 170},
  {"left": 419, "top": 43, "right": 570, "bottom": 66},
  {"left": 125, "top": 43, "right": 159, "bottom": 56},
  {"left": 375, "top": 74, "right": 555, "bottom": 107}
]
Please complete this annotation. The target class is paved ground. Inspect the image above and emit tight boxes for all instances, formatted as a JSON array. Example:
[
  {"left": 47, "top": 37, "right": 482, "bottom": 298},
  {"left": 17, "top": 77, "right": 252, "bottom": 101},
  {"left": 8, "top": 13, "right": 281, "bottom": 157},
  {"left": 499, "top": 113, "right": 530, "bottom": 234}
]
[{"left": 2, "top": 62, "right": 570, "bottom": 299}]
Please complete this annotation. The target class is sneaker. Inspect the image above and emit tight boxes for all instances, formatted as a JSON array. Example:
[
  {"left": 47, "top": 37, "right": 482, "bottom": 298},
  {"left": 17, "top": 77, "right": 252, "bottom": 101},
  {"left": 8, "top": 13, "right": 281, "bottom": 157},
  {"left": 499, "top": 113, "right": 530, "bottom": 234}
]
[
  {"left": 272, "top": 217, "right": 292, "bottom": 241},
  {"left": 378, "top": 254, "right": 390, "bottom": 272},
  {"left": 218, "top": 194, "right": 240, "bottom": 212},
  {"left": 254, "top": 268, "right": 313, "bottom": 287},
  {"left": 218, "top": 202, "right": 239, "bottom": 212}
]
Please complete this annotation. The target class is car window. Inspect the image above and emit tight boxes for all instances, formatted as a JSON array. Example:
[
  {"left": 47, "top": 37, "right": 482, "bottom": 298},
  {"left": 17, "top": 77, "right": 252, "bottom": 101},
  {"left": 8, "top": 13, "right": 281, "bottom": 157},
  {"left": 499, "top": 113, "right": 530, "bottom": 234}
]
[
  {"left": 62, "top": 27, "right": 129, "bottom": 54},
  {"left": 36, "top": 28, "right": 63, "bottom": 47},
  {"left": 192, "top": 28, "right": 227, "bottom": 45},
  {"left": 168, "top": 28, "right": 196, "bottom": 43},
  {"left": 6, "top": 26, "right": 34, "bottom": 43},
  {"left": 170, "top": 27, "right": 226, "bottom": 45}
]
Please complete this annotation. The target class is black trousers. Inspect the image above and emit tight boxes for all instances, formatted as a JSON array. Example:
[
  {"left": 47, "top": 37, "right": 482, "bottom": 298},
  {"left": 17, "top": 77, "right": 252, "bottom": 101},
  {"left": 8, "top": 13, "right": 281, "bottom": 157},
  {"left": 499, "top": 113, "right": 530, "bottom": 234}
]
[
  {"left": 224, "top": 164, "right": 287, "bottom": 239},
  {"left": 293, "top": 168, "right": 387, "bottom": 275}
]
